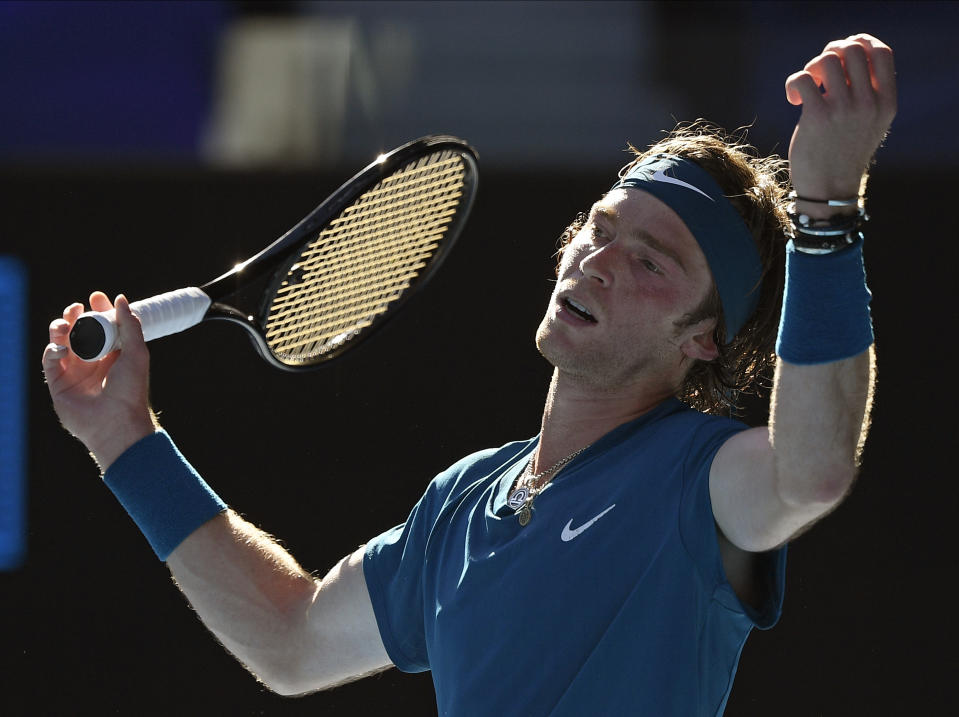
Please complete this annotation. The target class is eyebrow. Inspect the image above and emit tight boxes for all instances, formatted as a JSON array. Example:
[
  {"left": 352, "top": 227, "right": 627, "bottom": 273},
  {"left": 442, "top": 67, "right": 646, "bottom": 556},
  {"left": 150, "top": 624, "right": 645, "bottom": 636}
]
[{"left": 591, "top": 206, "right": 688, "bottom": 275}]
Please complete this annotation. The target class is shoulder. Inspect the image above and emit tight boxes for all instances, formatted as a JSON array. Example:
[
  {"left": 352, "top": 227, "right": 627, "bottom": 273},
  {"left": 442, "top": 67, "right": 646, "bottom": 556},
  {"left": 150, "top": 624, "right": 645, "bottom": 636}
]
[
  {"left": 646, "top": 401, "right": 750, "bottom": 458},
  {"left": 595, "top": 400, "right": 749, "bottom": 472},
  {"left": 426, "top": 438, "right": 535, "bottom": 504}
]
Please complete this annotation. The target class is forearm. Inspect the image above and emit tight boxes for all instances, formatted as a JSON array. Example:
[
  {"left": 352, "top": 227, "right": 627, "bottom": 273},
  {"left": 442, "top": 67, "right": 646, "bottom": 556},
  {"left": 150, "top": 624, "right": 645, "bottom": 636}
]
[
  {"left": 768, "top": 218, "right": 877, "bottom": 507},
  {"left": 769, "top": 346, "right": 875, "bottom": 505},
  {"left": 101, "top": 430, "right": 325, "bottom": 691},
  {"left": 166, "top": 510, "right": 322, "bottom": 692}
]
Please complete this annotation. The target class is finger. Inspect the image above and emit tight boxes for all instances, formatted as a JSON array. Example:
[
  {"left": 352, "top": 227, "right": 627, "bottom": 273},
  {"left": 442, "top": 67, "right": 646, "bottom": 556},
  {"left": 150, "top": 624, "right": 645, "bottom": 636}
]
[
  {"left": 804, "top": 51, "right": 849, "bottom": 100},
  {"left": 822, "top": 38, "right": 855, "bottom": 55},
  {"left": 62, "top": 302, "right": 84, "bottom": 324},
  {"left": 89, "top": 291, "right": 114, "bottom": 313},
  {"left": 49, "top": 318, "right": 71, "bottom": 343},
  {"left": 785, "top": 71, "right": 824, "bottom": 108},
  {"left": 852, "top": 36, "right": 897, "bottom": 112},
  {"left": 41, "top": 341, "right": 70, "bottom": 382},
  {"left": 848, "top": 33, "right": 892, "bottom": 56},
  {"left": 836, "top": 42, "right": 872, "bottom": 100}
]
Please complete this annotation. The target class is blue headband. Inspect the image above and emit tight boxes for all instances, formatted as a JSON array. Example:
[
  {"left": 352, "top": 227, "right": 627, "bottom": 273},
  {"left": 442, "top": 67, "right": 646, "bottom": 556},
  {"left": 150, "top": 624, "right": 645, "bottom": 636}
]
[{"left": 610, "top": 154, "right": 762, "bottom": 341}]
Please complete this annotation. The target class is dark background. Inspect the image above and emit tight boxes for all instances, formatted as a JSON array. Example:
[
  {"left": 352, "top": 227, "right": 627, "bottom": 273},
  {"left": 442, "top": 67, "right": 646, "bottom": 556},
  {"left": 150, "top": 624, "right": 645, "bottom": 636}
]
[{"left": 1, "top": 2, "right": 956, "bottom": 714}]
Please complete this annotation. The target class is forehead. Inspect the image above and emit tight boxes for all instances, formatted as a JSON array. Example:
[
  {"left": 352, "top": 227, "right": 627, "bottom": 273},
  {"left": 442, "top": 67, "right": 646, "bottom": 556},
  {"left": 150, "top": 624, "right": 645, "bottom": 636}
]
[{"left": 591, "top": 188, "right": 709, "bottom": 270}]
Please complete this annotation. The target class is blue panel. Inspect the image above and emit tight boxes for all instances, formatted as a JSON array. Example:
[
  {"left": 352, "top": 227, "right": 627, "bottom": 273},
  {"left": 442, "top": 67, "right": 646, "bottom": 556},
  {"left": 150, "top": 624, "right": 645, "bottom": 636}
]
[
  {"left": 0, "top": 1, "right": 231, "bottom": 159},
  {"left": 0, "top": 257, "right": 27, "bottom": 570}
]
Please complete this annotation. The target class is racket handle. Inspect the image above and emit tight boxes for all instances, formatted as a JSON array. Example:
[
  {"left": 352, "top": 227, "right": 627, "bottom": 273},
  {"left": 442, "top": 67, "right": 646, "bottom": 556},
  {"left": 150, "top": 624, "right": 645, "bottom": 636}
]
[{"left": 68, "top": 287, "right": 212, "bottom": 361}]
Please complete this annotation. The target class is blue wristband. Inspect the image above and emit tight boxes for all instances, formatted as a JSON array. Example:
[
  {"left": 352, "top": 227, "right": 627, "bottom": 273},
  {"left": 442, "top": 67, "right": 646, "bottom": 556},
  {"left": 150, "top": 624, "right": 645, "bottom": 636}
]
[
  {"left": 103, "top": 430, "right": 227, "bottom": 560},
  {"left": 775, "top": 239, "right": 873, "bottom": 365}
]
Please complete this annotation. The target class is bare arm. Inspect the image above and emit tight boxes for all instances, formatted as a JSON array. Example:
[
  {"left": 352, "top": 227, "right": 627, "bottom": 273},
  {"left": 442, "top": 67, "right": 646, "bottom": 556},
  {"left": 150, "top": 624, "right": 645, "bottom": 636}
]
[
  {"left": 711, "top": 34, "right": 895, "bottom": 552},
  {"left": 712, "top": 350, "right": 875, "bottom": 552},
  {"left": 42, "top": 292, "right": 391, "bottom": 694},
  {"left": 167, "top": 514, "right": 391, "bottom": 695}
]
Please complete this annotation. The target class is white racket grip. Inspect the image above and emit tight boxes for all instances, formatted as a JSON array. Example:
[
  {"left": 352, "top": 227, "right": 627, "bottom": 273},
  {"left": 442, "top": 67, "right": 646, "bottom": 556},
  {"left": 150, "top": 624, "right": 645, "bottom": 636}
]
[{"left": 70, "top": 287, "right": 212, "bottom": 361}]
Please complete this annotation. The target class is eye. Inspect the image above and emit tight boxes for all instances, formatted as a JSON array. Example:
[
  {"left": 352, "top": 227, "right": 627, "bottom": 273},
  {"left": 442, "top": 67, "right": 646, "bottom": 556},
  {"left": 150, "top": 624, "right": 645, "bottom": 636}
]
[
  {"left": 640, "top": 258, "right": 663, "bottom": 275},
  {"left": 589, "top": 224, "right": 606, "bottom": 241}
]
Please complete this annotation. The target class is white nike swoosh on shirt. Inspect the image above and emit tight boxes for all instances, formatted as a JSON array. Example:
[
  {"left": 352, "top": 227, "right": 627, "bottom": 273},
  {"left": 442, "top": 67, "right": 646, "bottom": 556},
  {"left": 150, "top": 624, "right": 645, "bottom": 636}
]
[
  {"left": 651, "top": 169, "right": 714, "bottom": 202},
  {"left": 561, "top": 504, "right": 616, "bottom": 542}
]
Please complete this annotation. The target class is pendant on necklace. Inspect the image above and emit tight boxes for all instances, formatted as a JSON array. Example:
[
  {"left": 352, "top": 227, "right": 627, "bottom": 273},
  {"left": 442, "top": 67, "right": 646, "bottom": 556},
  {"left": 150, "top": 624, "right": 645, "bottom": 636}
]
[
  {"left": 517, "top": 505, "right": 532, "bottom": 526},
  {"left": 507, "top": 486, "right": 528, "bottom": 511}
]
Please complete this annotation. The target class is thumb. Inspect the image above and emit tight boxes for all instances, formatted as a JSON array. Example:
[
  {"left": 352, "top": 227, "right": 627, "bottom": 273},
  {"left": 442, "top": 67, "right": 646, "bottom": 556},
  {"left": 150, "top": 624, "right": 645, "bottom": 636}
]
[
  {"left": 105, "top": 294, "right": 151, "bottom": 398},
  {"left": 114, "top": 294, "right": 147, "bottom": 353}
]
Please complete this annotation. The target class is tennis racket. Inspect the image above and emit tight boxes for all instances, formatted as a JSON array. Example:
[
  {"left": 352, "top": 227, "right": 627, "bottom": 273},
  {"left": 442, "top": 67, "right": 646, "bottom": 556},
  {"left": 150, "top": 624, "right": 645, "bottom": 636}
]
[{"left": 68, "top": 135, "right": 478, "bottom": 371}]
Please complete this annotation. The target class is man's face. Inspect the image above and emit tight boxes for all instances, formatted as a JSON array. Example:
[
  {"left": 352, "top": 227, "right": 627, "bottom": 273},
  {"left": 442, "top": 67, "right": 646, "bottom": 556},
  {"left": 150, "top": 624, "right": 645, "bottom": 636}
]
[{"left": 535, "top": 188, "right": 717, "bottom": 392}]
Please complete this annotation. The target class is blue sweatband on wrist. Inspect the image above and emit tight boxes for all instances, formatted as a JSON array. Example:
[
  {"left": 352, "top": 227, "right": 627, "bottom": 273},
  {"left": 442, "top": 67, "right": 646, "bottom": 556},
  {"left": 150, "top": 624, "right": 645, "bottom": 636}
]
[
  {"left": 103, "top": 430, "right": 227, "bottom": 561},
  {"left": 776, "top": 238, "right": 873, "bottom": 365}
]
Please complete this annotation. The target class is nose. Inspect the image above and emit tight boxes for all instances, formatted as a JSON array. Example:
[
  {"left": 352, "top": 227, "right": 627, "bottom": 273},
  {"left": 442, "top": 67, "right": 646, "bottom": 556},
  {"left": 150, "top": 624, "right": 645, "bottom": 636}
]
[{"left": 578, "top": 243, "right": 615, "bottom": 286}]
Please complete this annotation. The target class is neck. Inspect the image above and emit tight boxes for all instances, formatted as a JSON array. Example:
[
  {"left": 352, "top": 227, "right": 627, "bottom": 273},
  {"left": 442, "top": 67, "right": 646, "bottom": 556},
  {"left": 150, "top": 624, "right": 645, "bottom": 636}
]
[{"left": 532, "top": 368, "right": 672, "bottom": 473}]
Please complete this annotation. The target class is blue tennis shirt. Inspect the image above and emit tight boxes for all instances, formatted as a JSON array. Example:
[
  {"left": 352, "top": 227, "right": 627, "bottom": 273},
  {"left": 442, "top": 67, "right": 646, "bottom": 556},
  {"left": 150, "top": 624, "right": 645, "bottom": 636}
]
[{"left": 364, "top": 398, "right": 786, "bottom": 716}]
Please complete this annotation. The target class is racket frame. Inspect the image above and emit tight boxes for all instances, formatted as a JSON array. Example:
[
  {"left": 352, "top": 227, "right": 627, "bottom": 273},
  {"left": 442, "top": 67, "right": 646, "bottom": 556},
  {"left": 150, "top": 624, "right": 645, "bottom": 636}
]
[{"left": 77, "top": 135, "right": 478, "bottom": 372}]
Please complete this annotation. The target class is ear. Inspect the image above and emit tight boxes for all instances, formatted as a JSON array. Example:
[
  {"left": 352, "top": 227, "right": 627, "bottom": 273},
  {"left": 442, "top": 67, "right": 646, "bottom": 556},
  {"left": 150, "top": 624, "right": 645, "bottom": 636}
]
[{"left": 679, "top": 318, "right": 720, "bottom": 362}]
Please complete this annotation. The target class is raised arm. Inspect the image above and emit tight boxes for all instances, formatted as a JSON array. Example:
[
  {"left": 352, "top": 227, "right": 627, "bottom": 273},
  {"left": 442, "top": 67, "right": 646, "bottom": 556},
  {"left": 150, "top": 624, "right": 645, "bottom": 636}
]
[
  {"left": 710, "top": 34, "right": 896, "bottom": 552},
  {"left": 42, "top": 292, "right": 391, "bottom": 694}
]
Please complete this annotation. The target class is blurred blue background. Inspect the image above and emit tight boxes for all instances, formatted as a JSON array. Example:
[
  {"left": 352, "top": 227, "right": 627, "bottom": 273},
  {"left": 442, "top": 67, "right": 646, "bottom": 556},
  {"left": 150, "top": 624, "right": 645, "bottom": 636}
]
[
  {"left": 1, "top": 2, "right": 956, "bottom": 715},
  {"left": 0, "top": 258, "right": 26, "bottom": 571},
  {"left": 3, "top": 1, "right": 956, "bottom": 168}
]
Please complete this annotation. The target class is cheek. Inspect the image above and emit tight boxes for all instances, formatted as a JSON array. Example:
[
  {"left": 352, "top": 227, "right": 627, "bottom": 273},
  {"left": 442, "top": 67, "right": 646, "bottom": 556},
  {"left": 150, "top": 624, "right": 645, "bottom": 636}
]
[
  {"left": 557, "top": 241, "right": 590, "bottom": 278},
  {"left": 626, "top": 266, "right": 682, "bottom": 303},
  {"left": 617, "top": 278, "right": 688, "bottom": 330}
]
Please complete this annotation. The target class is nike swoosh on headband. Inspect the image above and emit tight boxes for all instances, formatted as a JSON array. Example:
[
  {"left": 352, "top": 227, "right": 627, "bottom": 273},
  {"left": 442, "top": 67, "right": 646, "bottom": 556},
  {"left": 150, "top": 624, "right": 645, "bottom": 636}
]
[{"left": 651, "top": 169, "right": 714, "bottom": 201}]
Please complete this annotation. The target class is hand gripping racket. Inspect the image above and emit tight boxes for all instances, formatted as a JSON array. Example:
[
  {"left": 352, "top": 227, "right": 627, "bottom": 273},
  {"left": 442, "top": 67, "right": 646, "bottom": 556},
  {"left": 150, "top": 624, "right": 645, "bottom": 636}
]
[{"left": 68, "top": 136, "right": 478, "bottom": 371}]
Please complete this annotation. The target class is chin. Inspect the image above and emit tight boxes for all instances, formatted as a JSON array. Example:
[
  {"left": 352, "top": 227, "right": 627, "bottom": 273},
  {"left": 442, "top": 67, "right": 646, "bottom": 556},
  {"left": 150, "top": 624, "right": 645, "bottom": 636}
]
[
  {"left": 536, "top": 331, "right": 601, "bottom": 381},
  {"left": 534, "top": 320, "right": 567, "bottom": 366}
]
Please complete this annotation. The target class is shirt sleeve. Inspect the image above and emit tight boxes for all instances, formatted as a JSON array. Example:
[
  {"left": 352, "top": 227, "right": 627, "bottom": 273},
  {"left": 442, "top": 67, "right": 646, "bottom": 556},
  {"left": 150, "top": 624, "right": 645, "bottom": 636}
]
[
  {"left": 680, "top": 417, "right": 787, "bottom": 630},
  {"left": 362, "top": 448, "right": 505, "bottom": 673},
  {"left": 363, "top": 485, "right": 439, "bottom": 673}
]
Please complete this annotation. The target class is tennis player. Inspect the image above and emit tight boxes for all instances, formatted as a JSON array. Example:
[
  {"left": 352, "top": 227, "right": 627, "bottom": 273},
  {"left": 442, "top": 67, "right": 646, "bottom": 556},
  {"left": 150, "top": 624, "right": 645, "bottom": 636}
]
[{"left": 43, "top": 33, "right": 895, "bottom": 715}]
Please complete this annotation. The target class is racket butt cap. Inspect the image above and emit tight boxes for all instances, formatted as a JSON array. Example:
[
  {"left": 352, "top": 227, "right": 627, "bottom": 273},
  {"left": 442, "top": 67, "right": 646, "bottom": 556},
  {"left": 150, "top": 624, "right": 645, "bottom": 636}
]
[{"left": 69, "top": 313, "right": 115, "bottom": 361}]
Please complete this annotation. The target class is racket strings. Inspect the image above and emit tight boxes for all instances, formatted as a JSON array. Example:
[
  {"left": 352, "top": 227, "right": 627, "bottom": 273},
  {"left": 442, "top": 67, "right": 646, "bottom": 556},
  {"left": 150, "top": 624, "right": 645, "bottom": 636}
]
[
  {"left": 267, "top": 211, "right": 456, "bottom": 323},
  {"left": 271, "top": 208, "right": 459, "bottom": 302},
  {"left": 264, "top": 151, "right": 467, "bottom": 362},
  {"left": 266, "top": 245, "right": 436, "bottom": 328},
  {"left": 330, "top": 160, "right": 462, "bottom": 218}
]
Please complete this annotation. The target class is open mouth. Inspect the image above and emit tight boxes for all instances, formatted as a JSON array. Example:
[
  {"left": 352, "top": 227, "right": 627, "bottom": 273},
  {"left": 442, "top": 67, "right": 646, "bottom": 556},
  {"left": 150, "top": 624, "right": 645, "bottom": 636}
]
[{"left": 563, "top": 297, "right": 596, "bottom": 323}]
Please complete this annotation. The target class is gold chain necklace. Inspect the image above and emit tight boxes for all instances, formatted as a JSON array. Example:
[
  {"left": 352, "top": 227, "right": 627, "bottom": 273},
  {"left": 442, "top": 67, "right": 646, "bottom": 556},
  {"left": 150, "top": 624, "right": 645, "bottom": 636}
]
[{"left": 506, "top": 445, "right": 590, "bottom": 527}]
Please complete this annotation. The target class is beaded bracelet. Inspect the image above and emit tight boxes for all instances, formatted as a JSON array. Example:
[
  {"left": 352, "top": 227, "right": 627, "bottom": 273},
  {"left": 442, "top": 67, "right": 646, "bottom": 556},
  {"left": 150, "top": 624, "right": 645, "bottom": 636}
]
[
  {"left": 787, "top": 191, "right": 860, "bottom": 207},
  {"left": 786, "top": 191, "right": 868, "bottom": 255}
]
